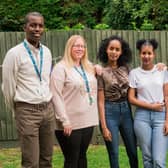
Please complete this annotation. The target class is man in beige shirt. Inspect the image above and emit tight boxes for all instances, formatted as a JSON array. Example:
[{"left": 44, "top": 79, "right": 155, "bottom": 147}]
[{"left": 2, "top": 12, "right": 54, "bottom": 168}]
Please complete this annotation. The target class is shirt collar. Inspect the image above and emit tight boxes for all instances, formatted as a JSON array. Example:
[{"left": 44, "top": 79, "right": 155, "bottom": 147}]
[{"left": 24, "top": 39, "right": 42, "bottom": 51}]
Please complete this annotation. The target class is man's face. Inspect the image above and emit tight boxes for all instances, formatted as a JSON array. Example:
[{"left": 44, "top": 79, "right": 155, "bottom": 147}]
[{"left": 24, "top": 15, "right": 44, "bottom": 45}]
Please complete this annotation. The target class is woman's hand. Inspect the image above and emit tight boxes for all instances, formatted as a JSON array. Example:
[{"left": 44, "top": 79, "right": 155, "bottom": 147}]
[
  {"left": 151, "top": 102, "right": 165, "bottom": 111},
  {"left": 102, "top": 127, "right": 112, "bottom": 141},
  {"left": 63, "top": 125, "right": 72, "bottom": 136},
  {"left": 156, "top": 62, "right": 167, "bottom": 71},
  {"left": 94, "top": 64, "right": 102, "bottom": 76},
  {"left": 163, "top": 121, "right": 168, "bottom": 136}
]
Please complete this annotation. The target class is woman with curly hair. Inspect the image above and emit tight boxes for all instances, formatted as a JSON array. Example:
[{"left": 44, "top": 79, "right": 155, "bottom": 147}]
[{"left": 97, "top": 35, "right": 138, "bottom": 168}]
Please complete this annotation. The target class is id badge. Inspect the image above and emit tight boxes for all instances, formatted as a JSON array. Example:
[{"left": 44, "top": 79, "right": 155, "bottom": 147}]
[
  {"left": 37, "top": 81, "right": 46, "bottom": 97},
  {"left": 88, "top": 93, "right": 94, "bottom": 105}
]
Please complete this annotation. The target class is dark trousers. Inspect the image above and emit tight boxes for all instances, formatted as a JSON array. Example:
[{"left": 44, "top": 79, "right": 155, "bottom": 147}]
[
  {"left": 15, "top": 101, "right": 55, "bottom": 168},
  {"left": 103, "top": 100, "right": 138, "bottom": 168},
  {"left": 55, "top": 126, "right": 94, "bottom": 168}
]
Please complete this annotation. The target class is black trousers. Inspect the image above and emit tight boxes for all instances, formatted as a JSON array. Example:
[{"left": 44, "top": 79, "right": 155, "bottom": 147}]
[{"left": 55, "top": 126, "right": 94, "bottom": 168}]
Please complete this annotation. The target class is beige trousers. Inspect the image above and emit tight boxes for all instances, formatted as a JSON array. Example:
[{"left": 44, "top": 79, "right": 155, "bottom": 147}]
[{"left": 14, "top": 101, "right": 55, "bottom": 168}]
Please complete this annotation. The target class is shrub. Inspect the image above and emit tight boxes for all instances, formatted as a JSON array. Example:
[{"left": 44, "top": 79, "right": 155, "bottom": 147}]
[
  {"left": 72, "top": 23, "right": 85, "bottom": 30},
  {"left": 94, "top": 23, "right": 110, "bottom": 30},
  {"left": 140, "top": 20, "right": 154, "bottom": 30}
]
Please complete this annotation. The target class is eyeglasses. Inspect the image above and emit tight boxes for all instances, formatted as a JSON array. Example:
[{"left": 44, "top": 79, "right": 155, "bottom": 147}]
[{"left": 72, "top": 44, "right": 86, "bottom": 49}]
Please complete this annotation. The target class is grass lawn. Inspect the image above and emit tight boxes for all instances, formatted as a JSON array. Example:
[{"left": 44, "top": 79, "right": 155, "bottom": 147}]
[{"left": 0, "top": 145, "right": 143, "bottom": 168}]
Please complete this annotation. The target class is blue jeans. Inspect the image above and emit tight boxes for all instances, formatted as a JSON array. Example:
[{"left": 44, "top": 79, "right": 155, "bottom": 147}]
[
  {"left": 134, "top": 108, "right": 168, "bottom": 168},
  {"left": 102, "top": 100, "right": 138, "bottom": 168}
]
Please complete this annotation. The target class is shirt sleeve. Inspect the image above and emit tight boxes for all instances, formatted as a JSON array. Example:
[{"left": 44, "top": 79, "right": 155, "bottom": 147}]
[
  {"left": 128, "top": 69, "right": 137, "bottom": 88},
  {"left": 50, "top": 63, "right": 71, "bottom": 126},
  {"left": 163, "top": 70, "right": 168, "bottom": 84},
  {"left": 97, "top": 74, "right": 104, "bottom": 90},
  {"left": 1, "top": 50, "right": 18, "bottom": 110}
]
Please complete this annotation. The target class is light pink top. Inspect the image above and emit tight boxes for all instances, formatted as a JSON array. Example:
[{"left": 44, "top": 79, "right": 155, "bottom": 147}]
[{"left": 50, "top": 61, "right": 99, "bottom": 130}]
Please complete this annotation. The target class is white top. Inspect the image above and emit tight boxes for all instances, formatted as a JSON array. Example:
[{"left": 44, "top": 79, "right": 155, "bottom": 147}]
[
  {"left": 129, "top": 65, "right": 168, "bottom": 104},
  {"left": 2, "top": 39, "right": 52, "bottom": 110},
  {"left": 50, "top": 61, "right": 99, "bottom": 130}
]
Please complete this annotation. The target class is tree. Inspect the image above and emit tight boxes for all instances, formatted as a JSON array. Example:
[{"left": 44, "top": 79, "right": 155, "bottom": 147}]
[
  {"left": 104, "top": 0, "right": 135, "bottom": 29},
  {"left": 61, "top": 0, "right": 106, "bottom": 28},
  {"left": 151, "top": 0, "right": 168, "bottom": 30},
  {"left": 0, "top": 0, "right": 167, "bottom": 31}
]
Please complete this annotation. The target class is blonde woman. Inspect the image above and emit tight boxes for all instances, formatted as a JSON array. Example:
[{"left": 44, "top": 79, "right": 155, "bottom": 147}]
[{"left": 50, "top": 35, "right": 98, "bottom": 168}]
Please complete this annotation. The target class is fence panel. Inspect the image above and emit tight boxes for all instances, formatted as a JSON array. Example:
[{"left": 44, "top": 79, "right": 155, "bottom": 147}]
[{"left": 0, "top": 30, "right": 168, "bottom": 147}]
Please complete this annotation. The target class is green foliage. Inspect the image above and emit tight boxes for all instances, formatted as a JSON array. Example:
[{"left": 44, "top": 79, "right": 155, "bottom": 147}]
[
  {"left": 72, "top": 23, "right": 85, "bottom": 30},
  {"left": 151, "top": 0, "right": 168, "bottom": 30},
  {"left": 61, "top": 0, "right": 106, "bottom": 29},
  {"left": 63, "top": 3, "right": 85, "bottom": 27},
  {"left": 165, "top": 25, "right": 168, "bottom": 30},
  {"left": 104, "top": 0, "right": 134, "bottom": 30},
  {"left": 0, "top": 0, "right": 167, "bottom": 31},
  {"left": 63, "top": 26, "right": 71, "bottom": 31},
  {"left": 0, "top": 0, "right": 24, "bottom": 31},
  {"left": 140, "top": 20, "right": 154, "bottom": 30},
  {"left": 131, "top": 22, "right": 138, "bottom": 30},
  {"left": 103, "top": 0, "right": 167, "bottom": 30},
  {"left": 94, "top": 23, "right": 110, "bottom": 30}
]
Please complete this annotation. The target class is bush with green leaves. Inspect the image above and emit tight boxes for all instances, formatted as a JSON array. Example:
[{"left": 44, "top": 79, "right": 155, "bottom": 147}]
[
  {"left": 140, "top": 20, "right": 154, "bottom": 30},
  {"left": 72, "top": 23, "right": 85, "bottom": 30},
  {"left": 94, "top": 23, "right": 110, "bottom": 30}
]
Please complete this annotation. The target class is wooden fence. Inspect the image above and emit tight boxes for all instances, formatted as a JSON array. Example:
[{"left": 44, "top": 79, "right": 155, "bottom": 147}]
[{"left": 0, "top": 30, "right": 168, "bottom": 147}]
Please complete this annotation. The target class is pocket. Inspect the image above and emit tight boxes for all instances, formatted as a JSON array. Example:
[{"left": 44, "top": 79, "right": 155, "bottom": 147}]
[
  {"left": 121, "top": 101, "right": 132, "bottom": 116},
  {"left": 105, "top": 102, "right": 119, "bottom": 118},
  {"left": 124, "top": 101, "right": 130, "bottom": 109},
  {"left": 14, "top": 105, "right": 38, "bottom": 135},
  {"left": 20, "top": 124, "right": 35, "bottom": 135},
  {"left": 15, "top": 116, "right": 36, "bottom": 136},
  {"left": 154, "top": 111, "right": 166, "bottom": 121},
  {"left": 47, "top": 102, "right": 55, "bottom": 119},
  {"left": 105, "top": 102, "right": 113, "bottom": 115}
]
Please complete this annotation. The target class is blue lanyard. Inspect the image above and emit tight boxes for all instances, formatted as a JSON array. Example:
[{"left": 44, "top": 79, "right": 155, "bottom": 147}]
[
  {"left": 74, "top": 65, "right": 93, "bottom": 105},
  {"left": 23, "top": 40, "right": 43, "bottom": 81}
]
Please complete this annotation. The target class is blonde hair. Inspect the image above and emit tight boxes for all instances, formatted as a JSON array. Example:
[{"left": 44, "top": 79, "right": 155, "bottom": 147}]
[{"left": 63, "top": 35, "right": 94, "bottom": 73}]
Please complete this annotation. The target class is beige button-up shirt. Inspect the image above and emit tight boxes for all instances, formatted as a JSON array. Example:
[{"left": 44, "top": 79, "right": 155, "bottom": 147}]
[{"left": 2, "top": 39, "right": 52, "bottom": 110}]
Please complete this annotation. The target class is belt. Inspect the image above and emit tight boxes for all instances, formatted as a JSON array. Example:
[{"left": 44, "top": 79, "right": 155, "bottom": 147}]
[
  {"left": 15, "top": 101, "right": 51, "bottom": 109},
  {"left": 105, "top": 98, "right": 128, "bottom": 103}
]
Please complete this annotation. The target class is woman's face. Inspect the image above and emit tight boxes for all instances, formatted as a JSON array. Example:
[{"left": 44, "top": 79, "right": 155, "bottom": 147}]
[
  {"left": 71, "top": 38, "right": 86, "bottom": 62},
  {"left": 140, "top": 45, "right": 155, "bottom": 67},
  {"left": 106, "top": 39, "right": 122, "bottom": 63}
]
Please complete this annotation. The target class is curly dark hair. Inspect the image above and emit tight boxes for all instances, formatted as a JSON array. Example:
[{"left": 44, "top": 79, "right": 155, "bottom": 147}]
[
  {"left": 97, "top": 35, "right": 132, "bottom": 66},
  {"left": 136, "top": 39, "right": 158, "bottom": 51}
]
